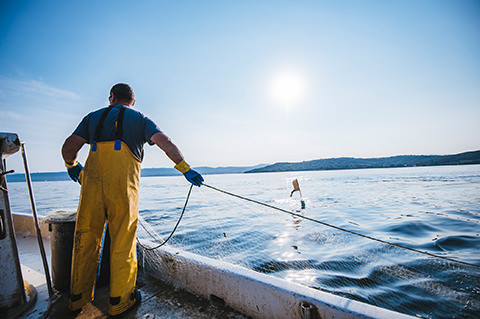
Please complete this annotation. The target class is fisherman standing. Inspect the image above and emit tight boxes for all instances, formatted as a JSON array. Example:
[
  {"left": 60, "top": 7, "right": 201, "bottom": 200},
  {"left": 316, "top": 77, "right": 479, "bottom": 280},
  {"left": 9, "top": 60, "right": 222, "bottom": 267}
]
[{"left": 61, "top": 83, "right": 203, "bottom": 316}]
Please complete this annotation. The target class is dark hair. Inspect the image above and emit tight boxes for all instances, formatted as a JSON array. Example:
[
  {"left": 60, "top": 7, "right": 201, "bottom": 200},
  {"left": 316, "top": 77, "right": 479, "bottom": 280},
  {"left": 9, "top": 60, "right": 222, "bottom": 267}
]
[{"left": 110, "top": 83, "right": 135, "bottom": 104}]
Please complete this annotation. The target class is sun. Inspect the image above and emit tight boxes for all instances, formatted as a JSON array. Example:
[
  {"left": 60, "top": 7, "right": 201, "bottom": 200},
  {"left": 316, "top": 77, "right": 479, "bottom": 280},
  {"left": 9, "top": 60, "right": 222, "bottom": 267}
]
[{"left": 269, "top": 70, "right": 306, "bottom": 110}]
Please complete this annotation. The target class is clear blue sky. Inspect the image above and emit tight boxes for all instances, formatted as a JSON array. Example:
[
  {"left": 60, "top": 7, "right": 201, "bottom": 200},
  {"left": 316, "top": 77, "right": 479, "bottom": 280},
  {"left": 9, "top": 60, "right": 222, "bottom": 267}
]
[{"left": 1, "top": 0, "right": 479, "bottom": 173}]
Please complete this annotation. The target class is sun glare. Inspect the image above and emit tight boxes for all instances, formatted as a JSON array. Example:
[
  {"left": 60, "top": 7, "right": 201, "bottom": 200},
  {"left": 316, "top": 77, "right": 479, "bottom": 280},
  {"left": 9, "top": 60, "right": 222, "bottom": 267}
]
[{"left": 270, "top": 70, "right": 306, "bottom": 109}]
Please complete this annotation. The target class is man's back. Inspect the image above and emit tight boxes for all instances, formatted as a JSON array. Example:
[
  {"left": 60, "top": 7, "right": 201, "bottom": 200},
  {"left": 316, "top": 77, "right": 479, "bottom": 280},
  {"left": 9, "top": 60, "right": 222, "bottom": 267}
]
[{"left": 73, "top": 105, "right": 161, "bottom": 161}]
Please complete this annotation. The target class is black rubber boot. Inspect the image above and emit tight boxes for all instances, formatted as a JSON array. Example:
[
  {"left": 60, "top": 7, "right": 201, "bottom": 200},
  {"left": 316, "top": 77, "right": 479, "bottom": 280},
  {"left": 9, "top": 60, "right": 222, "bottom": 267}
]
[{"left": 109, "top": 290, "right": 142, "bottom": 318}]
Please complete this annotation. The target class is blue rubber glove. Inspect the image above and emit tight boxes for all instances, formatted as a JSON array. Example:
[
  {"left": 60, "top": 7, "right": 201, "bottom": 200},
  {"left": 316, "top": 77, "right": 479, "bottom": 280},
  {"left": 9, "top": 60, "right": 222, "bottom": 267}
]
[
  {"left": 184, "top": 169, "right": 204, "bottom": 187},
  {"left": 66, "top": 161, "right": 83, "bottom": 183}
]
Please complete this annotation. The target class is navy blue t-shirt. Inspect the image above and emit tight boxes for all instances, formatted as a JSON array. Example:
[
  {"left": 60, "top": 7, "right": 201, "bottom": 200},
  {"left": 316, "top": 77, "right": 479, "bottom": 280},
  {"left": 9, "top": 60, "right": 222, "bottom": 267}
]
[{"left": 73, "top": 105, "right": 162, "bottom": 161}]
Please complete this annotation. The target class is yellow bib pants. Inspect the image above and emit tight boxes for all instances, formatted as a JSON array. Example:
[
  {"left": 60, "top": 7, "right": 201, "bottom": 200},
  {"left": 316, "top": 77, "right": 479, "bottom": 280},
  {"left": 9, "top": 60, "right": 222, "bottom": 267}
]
[{"left": 69, "top": 141, "right": 141, "bottom": 316}]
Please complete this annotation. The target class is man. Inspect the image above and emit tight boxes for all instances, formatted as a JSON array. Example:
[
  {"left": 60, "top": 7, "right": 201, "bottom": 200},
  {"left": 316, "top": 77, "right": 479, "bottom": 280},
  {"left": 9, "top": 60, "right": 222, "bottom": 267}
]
[{"left": 61, "top": 83, "right": 203, "bottom": 317}]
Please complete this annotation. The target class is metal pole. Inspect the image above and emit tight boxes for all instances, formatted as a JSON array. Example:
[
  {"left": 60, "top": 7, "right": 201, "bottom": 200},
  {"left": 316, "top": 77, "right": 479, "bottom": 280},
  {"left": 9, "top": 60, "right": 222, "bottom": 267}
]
[
  {"left": 300, "top": 301, "right": 313, "bottom": 319},
  {"left": 0, "top": 159, "right": 26, "bottom": 310},
  {"left": 20, "top": 142, "right": 54, "bottom": 299}
]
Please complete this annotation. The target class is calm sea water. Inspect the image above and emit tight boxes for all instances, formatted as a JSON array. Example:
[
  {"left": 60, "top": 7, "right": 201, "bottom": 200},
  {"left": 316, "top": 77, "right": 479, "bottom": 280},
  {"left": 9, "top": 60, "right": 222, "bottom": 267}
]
[{"left": 7, "top": 165, "right": 480, "bottom": 318}]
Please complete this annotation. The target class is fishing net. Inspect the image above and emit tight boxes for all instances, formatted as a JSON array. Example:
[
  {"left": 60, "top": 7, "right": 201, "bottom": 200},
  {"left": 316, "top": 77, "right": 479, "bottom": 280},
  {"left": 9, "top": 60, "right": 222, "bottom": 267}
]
[
  {"left": 136, "top": 171, "right": 480, "bottom": 319},
  {"left": 41, "top": 209, "right": 77, "bottom": 223}
]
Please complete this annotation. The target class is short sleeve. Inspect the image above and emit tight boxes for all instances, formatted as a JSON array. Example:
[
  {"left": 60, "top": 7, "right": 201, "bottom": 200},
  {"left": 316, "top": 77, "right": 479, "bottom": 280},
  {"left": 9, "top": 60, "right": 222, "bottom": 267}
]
[
  {"left": 72, "top": 115, "right": 90, "bottom": 143},
  {"left": 144, "top": 116, "right": 162, "bottom": 145}
]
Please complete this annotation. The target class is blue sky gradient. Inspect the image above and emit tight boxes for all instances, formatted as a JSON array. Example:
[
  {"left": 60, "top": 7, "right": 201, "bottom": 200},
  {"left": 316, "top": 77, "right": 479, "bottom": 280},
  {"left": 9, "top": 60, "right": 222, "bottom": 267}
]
[{"left": 1, "top": 0, "right": 479, "bottom": 172}]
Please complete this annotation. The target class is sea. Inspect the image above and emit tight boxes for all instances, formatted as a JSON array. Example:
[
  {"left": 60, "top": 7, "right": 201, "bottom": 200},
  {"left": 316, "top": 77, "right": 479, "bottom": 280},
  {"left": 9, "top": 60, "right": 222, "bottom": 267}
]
[{"left": 7, "top": 165, "right": 480, "bottom": 318}]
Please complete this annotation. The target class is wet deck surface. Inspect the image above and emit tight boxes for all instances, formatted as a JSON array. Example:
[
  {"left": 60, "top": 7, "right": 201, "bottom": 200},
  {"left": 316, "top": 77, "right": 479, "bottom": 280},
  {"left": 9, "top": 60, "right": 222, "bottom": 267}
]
[{"left": 15, "top": 233, "right": 249, "bottom": 319}]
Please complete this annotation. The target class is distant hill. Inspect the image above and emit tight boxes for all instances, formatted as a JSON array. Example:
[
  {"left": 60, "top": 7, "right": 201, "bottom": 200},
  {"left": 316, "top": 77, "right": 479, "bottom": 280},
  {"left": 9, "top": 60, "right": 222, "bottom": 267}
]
[
  {"left": 245, "top": 150, "right": 480, "bottom": 173},
  {"left": 6, "top": 171, "right": 71, "bottom": 183},
  {"left": 6, "top": 164, "right": 269, "bottom": 183},
  {"left": 195, "top": 164, "right": 267, "bottom": 175},
  {"left": 141, "top": 164, "right": 267, "bottom": 177}
]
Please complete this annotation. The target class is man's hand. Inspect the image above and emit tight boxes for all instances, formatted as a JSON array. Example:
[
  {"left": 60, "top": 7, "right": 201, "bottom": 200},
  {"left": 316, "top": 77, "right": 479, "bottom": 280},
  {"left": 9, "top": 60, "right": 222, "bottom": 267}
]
[
  {"left": 66, "top": 161, "right": 83, "bottom": 183},
  {"left": 183, "top": 169, "right": 204, "bottom": 187},
  {"left": 174, "top": 160, "right": 203, "bottom": 186}
]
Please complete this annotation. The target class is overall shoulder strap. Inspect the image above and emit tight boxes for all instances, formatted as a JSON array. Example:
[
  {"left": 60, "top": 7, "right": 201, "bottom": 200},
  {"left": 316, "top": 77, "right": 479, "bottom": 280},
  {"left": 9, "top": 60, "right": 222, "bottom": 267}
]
[
  {"left": 92, "top": 107, "right": 113, "bottom": 152},
  {"left": 114, "top": 107, "right": 127, "bottom": 151}
]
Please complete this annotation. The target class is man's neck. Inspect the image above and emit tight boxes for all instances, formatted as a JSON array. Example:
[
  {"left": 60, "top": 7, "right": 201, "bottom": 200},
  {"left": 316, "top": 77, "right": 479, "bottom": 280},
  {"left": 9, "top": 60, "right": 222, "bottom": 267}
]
[{"left": 111, "top": 101, "right": 132, "bottom": 108}]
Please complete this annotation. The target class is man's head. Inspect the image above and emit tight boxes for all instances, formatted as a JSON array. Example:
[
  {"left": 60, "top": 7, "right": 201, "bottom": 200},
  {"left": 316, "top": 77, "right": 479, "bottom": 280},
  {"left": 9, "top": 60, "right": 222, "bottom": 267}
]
[{"left": 109, "top": 83, "right": 135, "bottom": 107}]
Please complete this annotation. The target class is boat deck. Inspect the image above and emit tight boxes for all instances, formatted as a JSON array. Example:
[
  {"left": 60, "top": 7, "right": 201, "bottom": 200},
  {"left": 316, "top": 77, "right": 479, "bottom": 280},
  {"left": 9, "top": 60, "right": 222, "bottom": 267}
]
[{"left": 15, "top": 233, "right": 249, "bottom": 319}]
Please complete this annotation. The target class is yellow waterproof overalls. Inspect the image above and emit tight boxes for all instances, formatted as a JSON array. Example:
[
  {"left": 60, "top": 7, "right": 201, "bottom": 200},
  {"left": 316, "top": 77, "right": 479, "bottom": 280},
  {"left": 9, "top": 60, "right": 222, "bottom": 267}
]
[{"left": 69, "top": 106, "right": 141, "bottom": 315}]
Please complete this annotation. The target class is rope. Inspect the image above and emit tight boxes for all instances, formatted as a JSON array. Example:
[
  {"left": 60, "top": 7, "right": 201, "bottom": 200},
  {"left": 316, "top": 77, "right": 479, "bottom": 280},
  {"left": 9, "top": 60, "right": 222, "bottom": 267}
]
[
  {"left": 138, "top": 184, "right": 193, "bottom": 251},
  {"left": 202, "top": 183, "right": 480, "bottom": 269}
]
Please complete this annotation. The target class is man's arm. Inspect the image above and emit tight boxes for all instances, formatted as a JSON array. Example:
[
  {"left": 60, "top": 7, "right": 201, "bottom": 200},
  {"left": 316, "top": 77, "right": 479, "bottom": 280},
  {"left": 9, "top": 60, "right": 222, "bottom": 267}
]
[
  {"left": 150, "top": 132, "right": 184, "bottom": 164},
  {"left": 150, "top": 132, "right": 204, "bottom": 186},
  {"left": 62, "top": 134, "right": 87, "bottom": 164}
]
